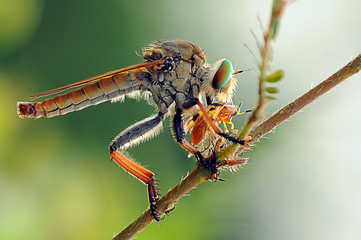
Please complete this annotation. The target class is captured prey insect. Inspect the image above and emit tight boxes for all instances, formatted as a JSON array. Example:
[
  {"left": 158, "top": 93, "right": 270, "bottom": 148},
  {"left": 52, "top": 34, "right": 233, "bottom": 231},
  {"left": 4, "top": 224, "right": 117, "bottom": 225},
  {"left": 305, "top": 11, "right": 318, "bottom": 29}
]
[
  {"left": 17, "top": 40, "right": 249, "bottom": 221},
  {"left": 185, "top": 101, "right": 251, "bottom": 147},
  {"left": 184, "top": 101, "right": 251, "bottom": 175}
]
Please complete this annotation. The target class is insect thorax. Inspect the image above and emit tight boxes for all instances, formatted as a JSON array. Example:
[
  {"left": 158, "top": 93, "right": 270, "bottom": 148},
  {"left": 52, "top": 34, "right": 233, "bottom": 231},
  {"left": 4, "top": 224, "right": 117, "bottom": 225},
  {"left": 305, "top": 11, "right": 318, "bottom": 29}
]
[{"left": 140, "top": 40, "right": 235, "bottom": 115}]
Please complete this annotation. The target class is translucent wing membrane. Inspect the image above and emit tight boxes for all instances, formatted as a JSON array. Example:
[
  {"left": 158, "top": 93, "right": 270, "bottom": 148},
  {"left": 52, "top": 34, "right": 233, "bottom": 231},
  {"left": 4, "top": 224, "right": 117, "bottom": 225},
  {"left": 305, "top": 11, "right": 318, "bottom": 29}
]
[{"left": 29, "top": 59, "right": 165, "bottom": 100}]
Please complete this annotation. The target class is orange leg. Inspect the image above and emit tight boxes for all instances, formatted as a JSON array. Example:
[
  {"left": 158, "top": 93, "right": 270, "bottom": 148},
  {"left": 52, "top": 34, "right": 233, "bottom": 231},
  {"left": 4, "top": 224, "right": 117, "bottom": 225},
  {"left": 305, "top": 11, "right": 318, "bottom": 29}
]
[
  {"left": 110, "top": 150, "right": 161, "bottom": 221},
  {"left": 109, "top": 112, "right": 168, "bottom": 221}
]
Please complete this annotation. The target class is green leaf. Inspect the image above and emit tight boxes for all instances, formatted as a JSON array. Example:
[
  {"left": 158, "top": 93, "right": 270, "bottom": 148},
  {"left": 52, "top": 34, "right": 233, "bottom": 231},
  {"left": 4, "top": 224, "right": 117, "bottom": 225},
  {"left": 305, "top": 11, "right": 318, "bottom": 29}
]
[
  {"left": 270, "top": 0, "right": 286, "bottom": 38},
  {"left": 266, "top": 70, "right": 284, "bottom": 83},
  {"left": 266, "top": 95, "right": 278, "bottom": 101},
  {"left": 265, "top": 87, "right": 279, "bottom": 94}
]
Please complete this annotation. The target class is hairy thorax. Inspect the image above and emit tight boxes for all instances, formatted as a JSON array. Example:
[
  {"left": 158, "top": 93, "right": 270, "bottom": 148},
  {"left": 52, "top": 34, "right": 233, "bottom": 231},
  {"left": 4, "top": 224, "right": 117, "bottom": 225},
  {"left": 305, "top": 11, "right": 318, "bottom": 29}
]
[{"left": 141, "top": 40, "right": 209, "bottom": 115}]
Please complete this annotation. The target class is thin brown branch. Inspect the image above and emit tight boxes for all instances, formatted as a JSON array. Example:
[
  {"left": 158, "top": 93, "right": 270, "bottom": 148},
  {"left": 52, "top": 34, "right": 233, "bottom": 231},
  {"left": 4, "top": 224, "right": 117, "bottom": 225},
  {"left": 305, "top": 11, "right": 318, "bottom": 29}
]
[
  {"left": 249, "top": 54, "right": 361, "bottom": 144},
  {"left": 113, "top": 54, "right": 361, "bottom": 240},
  {"left": 112, "top": 165, "right": 212, "bottom": 240},
  {"left": 230, "top": 54, "right": 361, "bottom": 157}
]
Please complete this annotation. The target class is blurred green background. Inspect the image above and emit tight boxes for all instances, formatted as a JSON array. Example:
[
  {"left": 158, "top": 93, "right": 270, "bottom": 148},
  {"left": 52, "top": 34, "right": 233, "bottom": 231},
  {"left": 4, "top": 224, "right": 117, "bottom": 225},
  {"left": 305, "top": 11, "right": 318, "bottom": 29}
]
[{"left": 1, "top": 0, "right": 361, "bottom": 239}]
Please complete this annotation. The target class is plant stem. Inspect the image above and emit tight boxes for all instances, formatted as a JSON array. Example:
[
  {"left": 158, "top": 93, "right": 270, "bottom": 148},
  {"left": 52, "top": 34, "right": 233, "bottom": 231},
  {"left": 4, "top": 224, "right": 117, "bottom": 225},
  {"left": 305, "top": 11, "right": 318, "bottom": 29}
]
[
  {"left": 112, "top": 165, "right": 211, "bottom": 240},
  {"left": 218, "top": 0, "right": 286, "bottom": 161},
  {"left": 249, "top": 54, "right": 361, "bottom": 143}
]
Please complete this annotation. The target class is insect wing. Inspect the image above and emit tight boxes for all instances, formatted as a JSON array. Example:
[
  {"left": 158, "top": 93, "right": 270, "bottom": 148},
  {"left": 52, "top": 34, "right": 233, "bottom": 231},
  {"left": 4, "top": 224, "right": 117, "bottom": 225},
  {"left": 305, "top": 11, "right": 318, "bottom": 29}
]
[
  {"left": 29, "top": 59, "right": 165, "bottom": 100},
  {"left": 190, "top": 116, "right": 208, "bottom": 146},
  {"left": 189, "top": 104, "right": 222, "bottom": 146},
  {"left": 189, "top": 102, "right": 240, "bottom": 146}
]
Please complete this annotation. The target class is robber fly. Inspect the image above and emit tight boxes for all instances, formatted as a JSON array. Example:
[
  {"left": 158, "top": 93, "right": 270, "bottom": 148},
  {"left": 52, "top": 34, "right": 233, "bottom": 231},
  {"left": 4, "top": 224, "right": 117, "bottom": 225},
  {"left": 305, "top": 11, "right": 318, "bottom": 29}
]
[{"left": 17, "top": 40, "right": 247, "bottom": 221}]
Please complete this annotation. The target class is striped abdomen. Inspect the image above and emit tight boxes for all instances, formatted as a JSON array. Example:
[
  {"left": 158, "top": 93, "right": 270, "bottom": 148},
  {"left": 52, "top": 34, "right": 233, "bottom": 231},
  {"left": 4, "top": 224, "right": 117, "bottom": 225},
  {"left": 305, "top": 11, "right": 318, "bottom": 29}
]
[{"left": 17, "top": 70, "right": 145, "bottom": 119}]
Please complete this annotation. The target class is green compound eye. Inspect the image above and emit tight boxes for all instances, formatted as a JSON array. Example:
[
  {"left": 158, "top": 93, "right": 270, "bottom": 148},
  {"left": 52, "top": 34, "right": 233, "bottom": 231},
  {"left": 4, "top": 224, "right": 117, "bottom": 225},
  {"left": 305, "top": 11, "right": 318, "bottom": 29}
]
[{"left": 212, "top": 59, "right": 233, "bottom": 89}]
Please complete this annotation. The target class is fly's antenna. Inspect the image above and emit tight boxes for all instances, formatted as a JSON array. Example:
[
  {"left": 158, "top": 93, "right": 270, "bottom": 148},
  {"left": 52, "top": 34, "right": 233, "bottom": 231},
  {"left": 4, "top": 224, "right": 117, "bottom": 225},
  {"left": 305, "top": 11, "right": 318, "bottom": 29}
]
[{"left": 233, "top": 68, "right": 253, "bottom": 76}]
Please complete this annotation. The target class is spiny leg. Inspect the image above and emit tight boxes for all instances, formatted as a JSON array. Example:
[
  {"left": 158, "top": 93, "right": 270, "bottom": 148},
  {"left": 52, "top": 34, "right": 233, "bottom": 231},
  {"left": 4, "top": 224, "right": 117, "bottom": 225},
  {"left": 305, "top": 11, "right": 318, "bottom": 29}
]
[{"left": 109, "top": 112, "right": 166, "bottom": 221}]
